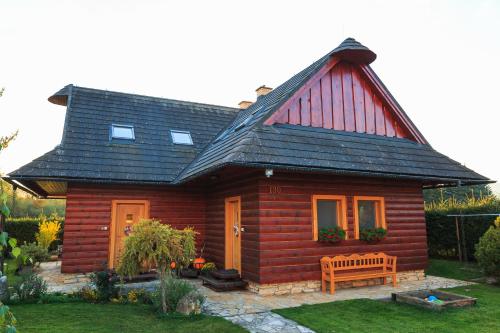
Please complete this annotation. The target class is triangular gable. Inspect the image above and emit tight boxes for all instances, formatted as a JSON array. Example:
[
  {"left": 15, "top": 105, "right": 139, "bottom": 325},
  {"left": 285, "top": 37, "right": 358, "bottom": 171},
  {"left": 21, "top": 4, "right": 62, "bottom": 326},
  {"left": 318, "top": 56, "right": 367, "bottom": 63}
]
[{"left": 264, "top": 60, "right": 426, "bottom": 144}]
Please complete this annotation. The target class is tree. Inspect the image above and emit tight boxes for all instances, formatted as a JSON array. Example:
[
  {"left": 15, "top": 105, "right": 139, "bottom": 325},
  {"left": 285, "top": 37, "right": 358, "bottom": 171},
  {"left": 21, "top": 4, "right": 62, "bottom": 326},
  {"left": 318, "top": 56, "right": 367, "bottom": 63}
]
[
  {"left": 424, "top": 184, "right": 493, "bottom": 204},
  {"left": 116, "top": 219, "right": 196, "bottom": 313}
]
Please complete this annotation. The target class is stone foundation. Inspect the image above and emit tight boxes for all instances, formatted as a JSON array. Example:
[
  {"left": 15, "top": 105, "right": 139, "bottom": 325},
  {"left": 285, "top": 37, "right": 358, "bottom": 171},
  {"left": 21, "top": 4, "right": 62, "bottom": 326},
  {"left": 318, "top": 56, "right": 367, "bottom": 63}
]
[{"left": 247, "top": 270, "right": 425, "bottom": 296}]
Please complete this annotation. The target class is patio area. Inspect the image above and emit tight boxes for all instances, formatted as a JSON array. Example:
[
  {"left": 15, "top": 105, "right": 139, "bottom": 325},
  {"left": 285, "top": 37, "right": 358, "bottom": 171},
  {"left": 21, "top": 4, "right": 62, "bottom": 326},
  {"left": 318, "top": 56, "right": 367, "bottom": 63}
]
[{"left": 38, "top": 261, "right": 474, "bottom": 333}]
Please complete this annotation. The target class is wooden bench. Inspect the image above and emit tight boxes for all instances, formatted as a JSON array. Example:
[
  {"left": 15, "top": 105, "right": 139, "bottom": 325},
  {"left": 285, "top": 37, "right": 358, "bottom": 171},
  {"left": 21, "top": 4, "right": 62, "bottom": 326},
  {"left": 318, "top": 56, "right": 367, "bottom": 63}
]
[{"left": 320, "top": 252, "right": 397, "bottom": 295}]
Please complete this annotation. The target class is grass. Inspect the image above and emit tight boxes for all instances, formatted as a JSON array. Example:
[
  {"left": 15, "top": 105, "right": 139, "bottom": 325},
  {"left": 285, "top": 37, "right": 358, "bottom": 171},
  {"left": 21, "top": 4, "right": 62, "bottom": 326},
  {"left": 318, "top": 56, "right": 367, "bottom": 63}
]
[
  {"left": 274, "top": 284, "right": 499, "bottom": 333},
  {"left": 11, "top": 303, "right": 246, "bottom": 333},
  {"left": 426, "top": 259, "right": 484, "bottom": 281}
]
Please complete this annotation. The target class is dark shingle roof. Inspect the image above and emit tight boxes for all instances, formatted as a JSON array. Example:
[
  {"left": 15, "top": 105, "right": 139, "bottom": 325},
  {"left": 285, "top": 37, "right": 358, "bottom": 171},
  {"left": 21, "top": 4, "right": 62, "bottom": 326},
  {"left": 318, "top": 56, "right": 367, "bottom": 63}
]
[
  {"left": 8, "top": 38, "right": 491, "bottom": 189},
  {"left": 10, "top": 85, "right": 238, "bottom": 183}
]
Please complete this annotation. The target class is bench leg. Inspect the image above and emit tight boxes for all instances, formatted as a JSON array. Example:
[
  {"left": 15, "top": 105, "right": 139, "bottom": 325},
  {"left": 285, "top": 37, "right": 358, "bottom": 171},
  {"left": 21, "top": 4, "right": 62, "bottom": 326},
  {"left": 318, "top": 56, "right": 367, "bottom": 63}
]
[
  {"left": 322, "top": 278, "right": 326, "bottom": 294},
  {"left": 392, "top": 274, "right": 397, "bottom": 287},
  {"left": 383, "top": 277, "right": 387, "bottom": 285},
  {"left": 329, "top": 280, "right": 335, "bottom": 295}
]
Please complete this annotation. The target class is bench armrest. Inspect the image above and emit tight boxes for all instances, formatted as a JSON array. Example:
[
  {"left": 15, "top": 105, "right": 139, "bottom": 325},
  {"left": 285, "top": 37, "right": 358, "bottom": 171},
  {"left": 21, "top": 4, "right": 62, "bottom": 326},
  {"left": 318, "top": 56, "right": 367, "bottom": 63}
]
[{"left": 386, "top": 255, "right": 397, "bottom": 272}]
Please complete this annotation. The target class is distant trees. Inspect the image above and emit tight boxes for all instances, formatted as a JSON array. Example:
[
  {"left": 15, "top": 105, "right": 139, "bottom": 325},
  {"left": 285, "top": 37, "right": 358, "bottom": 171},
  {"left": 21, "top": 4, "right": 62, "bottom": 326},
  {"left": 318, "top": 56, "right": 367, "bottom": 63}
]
[{"left": 424, "top": 184, "right": 493, "bottom": 204}]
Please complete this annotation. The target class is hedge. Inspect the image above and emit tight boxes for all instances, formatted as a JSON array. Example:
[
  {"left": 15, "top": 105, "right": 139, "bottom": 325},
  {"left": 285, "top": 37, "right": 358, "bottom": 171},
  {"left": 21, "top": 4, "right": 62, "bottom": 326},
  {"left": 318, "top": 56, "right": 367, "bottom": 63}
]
[
  {"left": 4, "top": 217, "right": 64, "bottom": 250},
  {"left": 425, "top": 196, "right": 500, "bottom": 260}
]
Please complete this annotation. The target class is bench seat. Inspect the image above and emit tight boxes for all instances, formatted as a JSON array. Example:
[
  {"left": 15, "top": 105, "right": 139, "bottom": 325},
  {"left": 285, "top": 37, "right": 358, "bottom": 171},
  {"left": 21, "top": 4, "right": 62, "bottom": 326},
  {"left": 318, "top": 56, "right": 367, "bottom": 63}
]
[{"left": 321, "top": 252, "right": 397, "bottom": 295}]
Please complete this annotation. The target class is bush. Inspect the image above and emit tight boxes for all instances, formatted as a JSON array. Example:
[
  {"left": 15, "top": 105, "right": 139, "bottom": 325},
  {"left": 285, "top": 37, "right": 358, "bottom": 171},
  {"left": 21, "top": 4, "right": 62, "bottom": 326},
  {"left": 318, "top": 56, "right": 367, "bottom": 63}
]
[
  {"left": 36, "top": 220, "right": 61, "bottom": 250},
  {"left": 77, "top": 286, "right": 99, "bottom": 303},
  {"left": 12, "top": 272, "right": 47, "bottom": 302},
  {"left": 19, "top": 242, "right": 49, "bottom": 267},
  {"left": 89, "top": 269, "right": 119, "bottom": 302},
  {"left": 5, "top": 217, "right": 64, "bottom": 251},
  {"left": 151, "top": 276, "right": 201, "bottom": 313},
  {"left": 475, "top": 217, "right": 500, "bottom": 279},
  {"left": 425, "top": 195, "right": 500, "bottom": 260}
]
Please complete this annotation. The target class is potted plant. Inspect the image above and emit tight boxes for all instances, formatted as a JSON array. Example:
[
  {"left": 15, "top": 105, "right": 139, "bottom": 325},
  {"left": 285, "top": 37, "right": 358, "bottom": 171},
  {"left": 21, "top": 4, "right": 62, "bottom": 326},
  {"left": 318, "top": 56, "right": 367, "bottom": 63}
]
[
  {"left": 200, "top": 262, "right": 216, "bottom": 277},
  {"left": 193, "top": 243, "right": 206, "bottom": 270},
  {"left": 318, "top": 227, "right": 346, "bottom": 244},
  {"left": 359, "top": 227, "right": 387, "bottom": 243}
]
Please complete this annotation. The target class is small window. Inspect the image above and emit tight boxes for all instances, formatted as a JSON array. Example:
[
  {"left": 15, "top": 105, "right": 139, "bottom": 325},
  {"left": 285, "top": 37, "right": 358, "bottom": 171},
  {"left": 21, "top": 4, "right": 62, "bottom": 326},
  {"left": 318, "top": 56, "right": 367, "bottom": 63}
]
[
  {"left": 354, "top": 196, "right": 386, "bottom": 239},
  {"left": 312, "top": 195, "right": 347, "bottom": 240},
  {"left": 171, "top": 130, "right": 193, "bottom": 145},
  {"left": 111, "top": 124, "right": 135, "bottom": 140}
]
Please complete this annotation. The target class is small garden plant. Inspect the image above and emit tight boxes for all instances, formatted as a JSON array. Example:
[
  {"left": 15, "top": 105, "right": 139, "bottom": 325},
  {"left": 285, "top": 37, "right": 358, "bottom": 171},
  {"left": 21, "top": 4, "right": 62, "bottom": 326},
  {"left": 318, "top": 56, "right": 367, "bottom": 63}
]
[
  {"left": 318, "top": 227, "right": 346, "bottom": 243},
  {"left": 359, "top": 227, "right": 387, "bottom": 243}
]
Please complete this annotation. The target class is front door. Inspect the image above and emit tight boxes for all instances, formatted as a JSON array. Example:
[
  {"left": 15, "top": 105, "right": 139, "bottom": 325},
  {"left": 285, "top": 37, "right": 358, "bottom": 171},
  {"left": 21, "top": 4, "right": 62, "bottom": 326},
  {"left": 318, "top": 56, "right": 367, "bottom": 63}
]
[
  {"left": 109, "top": 200, "right": 149, "bottom": 269},
  {"left": 225, "top": 196, "right": 241, "bottom": 272}
]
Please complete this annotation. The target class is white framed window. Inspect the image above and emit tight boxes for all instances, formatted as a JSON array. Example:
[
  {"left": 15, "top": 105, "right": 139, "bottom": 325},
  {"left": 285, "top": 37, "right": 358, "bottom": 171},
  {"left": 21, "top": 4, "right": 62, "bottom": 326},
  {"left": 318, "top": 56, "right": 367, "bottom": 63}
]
[
  {"left": 171, "top": 130, "right": 193, "bottom": 145},
  {"left": 111, "top": 124, "right": 135, "bottom": 140}
]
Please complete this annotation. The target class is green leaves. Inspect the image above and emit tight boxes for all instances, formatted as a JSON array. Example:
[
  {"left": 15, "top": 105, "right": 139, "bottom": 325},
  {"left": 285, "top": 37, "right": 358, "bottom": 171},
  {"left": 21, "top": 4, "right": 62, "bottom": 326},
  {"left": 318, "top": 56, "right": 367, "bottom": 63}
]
[
  {"left": 0, "top": 193, "right": 9, "bottom": 218},
  {"left": 0, "top": 232, "right": 8, "bottom": 248},
  {"left": 11, "top": 247, "right": 21, "bottom": 259}
]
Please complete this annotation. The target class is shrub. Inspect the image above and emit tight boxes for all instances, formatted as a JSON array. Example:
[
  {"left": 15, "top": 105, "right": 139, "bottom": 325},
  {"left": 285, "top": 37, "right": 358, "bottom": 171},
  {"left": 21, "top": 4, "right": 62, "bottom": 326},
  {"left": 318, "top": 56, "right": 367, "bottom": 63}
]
[
  {"left": 117, "top": 219, "right": 196, "bottom": 313},
  {"left": 19, "top": 242, "right": 49, "bottom": 267},
  {"left": 425, "top": 195, "right": 500, "bottom": 259},
  {"left": 318, "top": 227, "right": 346, "bottom": 243},
  {"left": 200, "top": 262, "right": 216, "bottom": 276},
  {"left": 12, "top": 272, "right": 47, "bottom": 302},
  {"left": 36, "top": 220, "right": 61, "bottom": 250},
  {"left": 89, "top": 269, "right": 118, "bottom": 302},
  {"left": 359, "top": 228, "right": 387, "bottom": 242},
  {"left": 5, "top": 217, "right": 64, "bottom": 251},
  {"left": 77, "top": 286, "right": 99, "bottom": 303},
  {"left": 475, "top": 217, "right": 500, "bottom": 279},
  {"left": 151, "top": 276, "right": 203, "bottom": 313}
]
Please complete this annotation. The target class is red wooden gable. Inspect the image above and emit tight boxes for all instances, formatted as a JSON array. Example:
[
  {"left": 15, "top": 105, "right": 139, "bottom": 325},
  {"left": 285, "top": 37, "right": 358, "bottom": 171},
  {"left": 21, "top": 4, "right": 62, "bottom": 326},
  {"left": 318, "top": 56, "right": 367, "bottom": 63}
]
[{"left": 265, "top": 60, "right": 425, "bottom": 143}]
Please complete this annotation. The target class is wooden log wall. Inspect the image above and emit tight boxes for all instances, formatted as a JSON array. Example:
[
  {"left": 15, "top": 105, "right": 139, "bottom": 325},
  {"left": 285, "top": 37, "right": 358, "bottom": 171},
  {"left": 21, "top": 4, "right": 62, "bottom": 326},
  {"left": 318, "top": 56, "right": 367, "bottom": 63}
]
[
  {"left": 256, "top": 173, "right": 427, "bottom": 284},
  {"left": 62, "top": 183, "right": 205, "bottom": 273}
]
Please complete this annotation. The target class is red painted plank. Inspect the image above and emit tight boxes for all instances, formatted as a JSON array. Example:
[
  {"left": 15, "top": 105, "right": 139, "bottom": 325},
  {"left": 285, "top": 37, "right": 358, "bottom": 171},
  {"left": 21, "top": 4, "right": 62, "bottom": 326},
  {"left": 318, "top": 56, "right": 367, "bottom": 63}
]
[
  {"left": 331, "top": 66, "right": 344, "bottom": 130},
  {"left": 320, "top": 74, "right": 333, "bottom": 129},
  {"left": 289, "top": 101, "right": 300, "bottom": 125},
  {"left": 385, "top": 107, "right": 396, "bottom": 137},
  {"left": 374, "top": 94, "right": 386, "bottom": 135},
  {"left": 341, "top": 63, "right": 356, "bottom": 132},
  {"left": 300, "top": 90, "right": 311, "bottom": 126},
  {"left": 310, "top": 81, "right": 323, "bottom": 127},
  {"left": 351, "top": 68, "right": 366, "bottom": 133},
  {"left": 364, "top": 84, "right": 376, "bottom": 134}
]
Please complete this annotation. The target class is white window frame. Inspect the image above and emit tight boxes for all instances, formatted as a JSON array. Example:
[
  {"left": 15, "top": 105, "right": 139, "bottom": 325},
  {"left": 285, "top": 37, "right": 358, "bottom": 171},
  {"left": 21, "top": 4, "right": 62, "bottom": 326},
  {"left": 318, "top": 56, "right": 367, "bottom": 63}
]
[
  {"left": 111, "top": 124, "right": 135, "bottom": 140},
  {"left": 171, "top": 130, "right": 193, "bottom": 145}
]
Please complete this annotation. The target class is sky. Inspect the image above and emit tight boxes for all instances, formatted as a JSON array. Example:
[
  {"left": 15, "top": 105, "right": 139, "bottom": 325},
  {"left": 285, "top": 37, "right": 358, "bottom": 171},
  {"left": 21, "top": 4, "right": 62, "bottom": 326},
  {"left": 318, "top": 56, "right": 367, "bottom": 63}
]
[{"left": 1, "top": 0, "right": 499, "bottom": 194}]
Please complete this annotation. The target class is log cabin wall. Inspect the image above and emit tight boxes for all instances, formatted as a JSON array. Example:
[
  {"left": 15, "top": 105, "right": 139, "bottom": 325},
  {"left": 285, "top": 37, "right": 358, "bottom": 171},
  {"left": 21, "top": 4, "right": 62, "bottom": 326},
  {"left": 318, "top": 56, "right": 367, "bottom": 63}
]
[
  {"left": 205, "top": 174, "right": 261, "bottom": 283},
  {"left": 62, "top": 183, "right": 206, "bottom": 273},
  {"left": 257, "top": 173, "right": 427, "bottom": 284}
]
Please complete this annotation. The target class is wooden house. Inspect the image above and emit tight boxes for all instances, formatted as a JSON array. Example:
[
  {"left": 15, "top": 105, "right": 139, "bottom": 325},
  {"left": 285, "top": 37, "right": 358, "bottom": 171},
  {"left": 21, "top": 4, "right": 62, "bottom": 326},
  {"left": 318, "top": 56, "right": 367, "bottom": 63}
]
[{"left": 5, "top": 38, "right": 491, "bottom": 294}]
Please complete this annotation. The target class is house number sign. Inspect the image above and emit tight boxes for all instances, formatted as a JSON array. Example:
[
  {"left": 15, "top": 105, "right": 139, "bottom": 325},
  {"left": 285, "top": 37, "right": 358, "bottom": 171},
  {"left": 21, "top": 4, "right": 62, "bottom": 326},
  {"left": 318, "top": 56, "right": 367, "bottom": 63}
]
[{"left": 269, "top": 185, "right": 282, "bottom": 194}]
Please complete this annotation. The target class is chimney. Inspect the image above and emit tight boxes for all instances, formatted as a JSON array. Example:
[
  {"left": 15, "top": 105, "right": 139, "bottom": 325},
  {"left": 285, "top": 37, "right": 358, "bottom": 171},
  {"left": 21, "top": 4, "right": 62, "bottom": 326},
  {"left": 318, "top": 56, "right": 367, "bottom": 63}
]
[
  {"left": 256, "top": 85, "right": 273, "bottom": 98},
  {"left": 238, "top": 100, "right": 253, "bottom": 109}
]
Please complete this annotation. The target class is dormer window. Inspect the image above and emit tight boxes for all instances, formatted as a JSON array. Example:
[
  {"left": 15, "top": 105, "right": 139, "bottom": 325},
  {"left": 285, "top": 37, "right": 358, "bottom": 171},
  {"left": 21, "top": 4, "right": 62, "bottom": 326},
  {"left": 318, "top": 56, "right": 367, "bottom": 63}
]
[
  {"left": 111, "top": 124, "right": 135, "bottom": 140},
  {"left": 171, "top": 130, "right": 193, "bottom": 145}
]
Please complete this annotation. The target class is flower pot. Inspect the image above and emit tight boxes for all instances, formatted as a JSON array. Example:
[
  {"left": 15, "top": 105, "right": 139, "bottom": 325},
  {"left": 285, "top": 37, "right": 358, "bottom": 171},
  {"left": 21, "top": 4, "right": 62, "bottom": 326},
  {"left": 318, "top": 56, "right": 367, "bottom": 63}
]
[{"left": 193, "top": 258, "right": 206, "bottom": 270}]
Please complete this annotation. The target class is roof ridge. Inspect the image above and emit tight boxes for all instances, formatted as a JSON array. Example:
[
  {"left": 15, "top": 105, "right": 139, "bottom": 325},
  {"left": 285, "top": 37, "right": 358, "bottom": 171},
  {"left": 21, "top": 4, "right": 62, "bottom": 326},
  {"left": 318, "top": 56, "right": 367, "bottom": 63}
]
[{"left": 67, "top": 85, "right": 241, "bottom": 113}]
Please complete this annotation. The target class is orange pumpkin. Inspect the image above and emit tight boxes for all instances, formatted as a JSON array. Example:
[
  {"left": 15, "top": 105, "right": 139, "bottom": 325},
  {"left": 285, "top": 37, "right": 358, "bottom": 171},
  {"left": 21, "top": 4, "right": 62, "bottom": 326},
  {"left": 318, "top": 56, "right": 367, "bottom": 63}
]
[
  {"left": 193, "top": 257, "right": 206, "bottom": 270},
  {"left": 170, "top": 261, "right": 176, "bottom": 269}
]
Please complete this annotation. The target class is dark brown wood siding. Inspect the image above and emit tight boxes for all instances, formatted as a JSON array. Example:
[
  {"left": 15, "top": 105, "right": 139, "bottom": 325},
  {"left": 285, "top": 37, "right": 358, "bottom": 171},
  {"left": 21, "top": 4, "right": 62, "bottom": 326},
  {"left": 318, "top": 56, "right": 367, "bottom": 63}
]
[
  {"left": 62, "top": 183, "right": 206, "bottom": 273},
  {"left": 256, "top": 173, "right": 427, "bottom": 284}
]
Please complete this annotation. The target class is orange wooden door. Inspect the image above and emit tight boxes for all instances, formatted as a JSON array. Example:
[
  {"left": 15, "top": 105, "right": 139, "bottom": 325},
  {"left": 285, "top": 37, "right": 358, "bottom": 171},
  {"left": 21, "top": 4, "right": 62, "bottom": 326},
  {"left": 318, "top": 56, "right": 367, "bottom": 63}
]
[
  {"left": 109, "top": 200, "right": 149, "bottom": 269},
  {"left": 225, "top": 197, "right": 241, "bottom": 272}
]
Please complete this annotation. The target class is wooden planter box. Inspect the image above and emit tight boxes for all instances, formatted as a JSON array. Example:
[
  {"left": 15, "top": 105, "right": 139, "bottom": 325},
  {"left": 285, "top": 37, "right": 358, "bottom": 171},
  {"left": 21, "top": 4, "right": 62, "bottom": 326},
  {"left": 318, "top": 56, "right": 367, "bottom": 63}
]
[{"left": 392, "top": 289, "right": 477, "bottom": 311}]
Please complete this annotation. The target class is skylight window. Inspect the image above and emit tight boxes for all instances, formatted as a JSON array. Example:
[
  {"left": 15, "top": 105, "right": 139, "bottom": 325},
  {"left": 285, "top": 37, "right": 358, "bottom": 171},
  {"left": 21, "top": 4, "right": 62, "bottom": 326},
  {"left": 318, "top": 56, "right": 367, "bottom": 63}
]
[
  {"left": 111, "top": 124, "right": 135, "bottom": 140},
  {"left": 171, "top": 130, "right": 193, "bottom": 145}
]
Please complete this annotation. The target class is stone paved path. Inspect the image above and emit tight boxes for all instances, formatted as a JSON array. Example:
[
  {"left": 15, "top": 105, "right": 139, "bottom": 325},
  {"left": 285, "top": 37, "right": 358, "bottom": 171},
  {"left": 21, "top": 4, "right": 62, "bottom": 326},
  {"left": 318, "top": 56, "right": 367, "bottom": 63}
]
[{"left": 39, "top": 262, "right": 473, "bottom": 333}]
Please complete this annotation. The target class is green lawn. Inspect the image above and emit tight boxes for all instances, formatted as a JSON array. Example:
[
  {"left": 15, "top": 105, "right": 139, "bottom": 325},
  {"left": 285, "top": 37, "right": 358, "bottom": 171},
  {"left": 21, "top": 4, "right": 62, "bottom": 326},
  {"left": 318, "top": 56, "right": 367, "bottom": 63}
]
[
  {"left": 426, "top": 259, "right": 484, "bottom": 281},
  {"left": 275, "top": 284, "right": 499, "bottom": 333},
  {"left": 11, "top": 303, "right": 246, "bottom": 333},
  {"left": 4, "top": 258, "right": 21, "bottom": 285}
]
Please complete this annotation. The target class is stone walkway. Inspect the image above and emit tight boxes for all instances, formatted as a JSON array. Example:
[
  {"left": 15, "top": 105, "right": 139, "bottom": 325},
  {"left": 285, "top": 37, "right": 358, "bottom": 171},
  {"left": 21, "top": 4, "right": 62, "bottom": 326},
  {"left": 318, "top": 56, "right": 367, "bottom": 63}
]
[{"left": 38, "top": 262, "right": 473, "bottom": 333}]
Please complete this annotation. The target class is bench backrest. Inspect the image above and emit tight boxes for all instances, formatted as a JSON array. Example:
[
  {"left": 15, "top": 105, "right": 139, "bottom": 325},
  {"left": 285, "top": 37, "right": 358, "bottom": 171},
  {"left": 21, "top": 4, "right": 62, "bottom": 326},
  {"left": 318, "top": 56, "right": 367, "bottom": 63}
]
[{"left": 322, "top": 253, "right": 388, "bottom": 272}]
